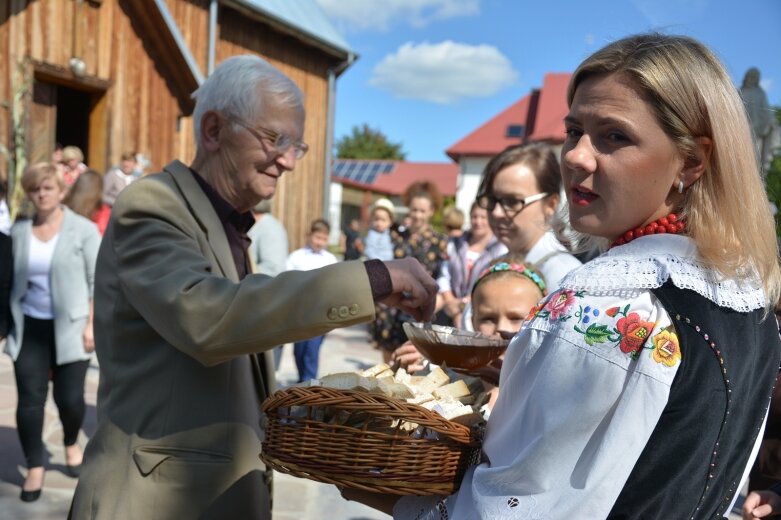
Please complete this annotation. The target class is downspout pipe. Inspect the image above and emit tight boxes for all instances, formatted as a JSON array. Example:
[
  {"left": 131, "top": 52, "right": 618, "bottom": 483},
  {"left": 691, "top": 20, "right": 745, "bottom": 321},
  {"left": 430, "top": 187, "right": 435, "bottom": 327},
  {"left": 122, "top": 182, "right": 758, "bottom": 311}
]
[
  {"left": 207, "top": 0, "right": 218, "bottom": 75},
  {"left": 323, "top": 53, "right": 356, "bottom": 223}
]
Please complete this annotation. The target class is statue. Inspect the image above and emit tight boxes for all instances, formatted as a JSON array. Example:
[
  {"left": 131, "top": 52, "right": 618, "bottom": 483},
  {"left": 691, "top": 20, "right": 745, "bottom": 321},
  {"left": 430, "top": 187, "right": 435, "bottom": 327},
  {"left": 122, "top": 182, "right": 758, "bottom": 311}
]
[{"left": 741, "top": 67, "right": 780, "bottom": 177}]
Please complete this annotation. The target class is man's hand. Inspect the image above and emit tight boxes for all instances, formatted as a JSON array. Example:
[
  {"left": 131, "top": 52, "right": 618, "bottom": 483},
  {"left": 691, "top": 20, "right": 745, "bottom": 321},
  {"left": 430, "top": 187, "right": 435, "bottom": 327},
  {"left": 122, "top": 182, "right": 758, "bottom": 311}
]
[
  {"left": 380, "top": 258, "right": 438, "bottom": 322},
  {"left": 743, "top": 490, "right": 781, "bottom": 519}
]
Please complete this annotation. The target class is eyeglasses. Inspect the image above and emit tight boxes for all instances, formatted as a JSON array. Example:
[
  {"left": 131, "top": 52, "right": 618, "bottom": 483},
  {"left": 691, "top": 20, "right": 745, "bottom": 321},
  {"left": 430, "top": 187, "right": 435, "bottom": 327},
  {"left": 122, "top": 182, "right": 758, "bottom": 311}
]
[
  {"left": 476, "top": 192, "right": 549, "bottom": 219},
  {"left": 229, "top": 116, "right": 309, "bottom": 160}
]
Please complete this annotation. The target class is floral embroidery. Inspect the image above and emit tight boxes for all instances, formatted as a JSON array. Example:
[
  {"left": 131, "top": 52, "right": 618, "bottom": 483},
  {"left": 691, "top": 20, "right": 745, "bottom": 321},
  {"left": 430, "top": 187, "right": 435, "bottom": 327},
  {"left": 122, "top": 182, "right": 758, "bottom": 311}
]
[
  {"left": 652, "top": 327, "right": 682, "bottom": 366},
  {"left": 542, "top": 290, "right": 579, "bottom": 320},
  {"left": 527, "top": 290, "right": 674, "bottom": 367},
  {"left": 616, "top": 313, "right": 656, "bottom": 355},
  {"left": 606, "top": 304, "right": 630, "bottom": 318},
  {"left": 525, "top": 302, "right": 545, "bottom": 322}
]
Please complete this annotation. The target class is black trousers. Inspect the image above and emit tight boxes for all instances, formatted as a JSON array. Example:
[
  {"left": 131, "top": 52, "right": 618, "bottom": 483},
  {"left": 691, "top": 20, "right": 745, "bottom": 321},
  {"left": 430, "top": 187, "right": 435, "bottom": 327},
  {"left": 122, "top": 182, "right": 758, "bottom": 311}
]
[{"left": 13, "top": 316, "right": 89, "bottom": 468}]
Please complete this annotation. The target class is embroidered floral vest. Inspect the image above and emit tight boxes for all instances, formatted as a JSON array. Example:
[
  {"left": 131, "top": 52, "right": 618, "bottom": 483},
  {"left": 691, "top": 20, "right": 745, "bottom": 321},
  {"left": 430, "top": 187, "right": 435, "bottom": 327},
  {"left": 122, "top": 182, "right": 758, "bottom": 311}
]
[{"left": 608, "top": 281, "right": 781, "bottom": 520}]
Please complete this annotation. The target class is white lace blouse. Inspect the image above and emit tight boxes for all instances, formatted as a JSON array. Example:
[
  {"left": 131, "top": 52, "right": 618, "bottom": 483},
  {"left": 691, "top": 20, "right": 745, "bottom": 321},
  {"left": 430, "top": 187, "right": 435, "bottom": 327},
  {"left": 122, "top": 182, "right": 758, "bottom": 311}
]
[{"left": 394, "top": 234, "right": 767, "bottom": 519}]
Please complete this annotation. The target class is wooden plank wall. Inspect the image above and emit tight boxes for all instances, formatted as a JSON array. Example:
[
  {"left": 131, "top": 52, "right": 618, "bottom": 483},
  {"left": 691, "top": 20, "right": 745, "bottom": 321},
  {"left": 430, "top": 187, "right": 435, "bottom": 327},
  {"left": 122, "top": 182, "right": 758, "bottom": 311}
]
[
  {"left": 0, "top": 0, "right": 186, "bottom": 181},
  {"left": 0, "top": 0, "right": 342, "bottom": 250},
  {"left": 215, "top": 6, "right": 335, "bottom": 249}
]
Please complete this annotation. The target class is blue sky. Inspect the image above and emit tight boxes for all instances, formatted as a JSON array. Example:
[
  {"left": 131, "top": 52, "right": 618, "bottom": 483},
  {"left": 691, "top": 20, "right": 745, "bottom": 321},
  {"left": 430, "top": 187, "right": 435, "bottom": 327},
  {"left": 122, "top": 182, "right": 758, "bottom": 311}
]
[{"left": 315, "top": 0, "right": 781, "bottom": 162}]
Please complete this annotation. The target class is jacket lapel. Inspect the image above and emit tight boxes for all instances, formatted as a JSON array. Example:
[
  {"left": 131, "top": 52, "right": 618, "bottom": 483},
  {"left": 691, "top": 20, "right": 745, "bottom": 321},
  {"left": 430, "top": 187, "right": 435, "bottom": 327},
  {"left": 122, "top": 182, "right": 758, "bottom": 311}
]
[{"left": 163, "top": 161, "right": 239, "bottom": 282}]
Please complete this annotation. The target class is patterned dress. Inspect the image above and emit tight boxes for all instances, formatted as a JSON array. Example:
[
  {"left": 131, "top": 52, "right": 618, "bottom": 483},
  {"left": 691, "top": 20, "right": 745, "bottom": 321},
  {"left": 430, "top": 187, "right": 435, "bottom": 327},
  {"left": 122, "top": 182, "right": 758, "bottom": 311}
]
[{"left": 372, "top": 225, "right": 448, "bottom": 351}]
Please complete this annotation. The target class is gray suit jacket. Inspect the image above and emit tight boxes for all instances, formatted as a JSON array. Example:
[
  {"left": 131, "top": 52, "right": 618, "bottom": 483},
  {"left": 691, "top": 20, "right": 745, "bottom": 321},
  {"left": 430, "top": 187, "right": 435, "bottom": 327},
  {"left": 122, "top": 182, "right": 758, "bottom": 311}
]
[
  {"left": 5, "top": 207, "right": 100, "bottom": 364},
  {"left": 71, "top": 161, "right": 374, "bottom": 519}
]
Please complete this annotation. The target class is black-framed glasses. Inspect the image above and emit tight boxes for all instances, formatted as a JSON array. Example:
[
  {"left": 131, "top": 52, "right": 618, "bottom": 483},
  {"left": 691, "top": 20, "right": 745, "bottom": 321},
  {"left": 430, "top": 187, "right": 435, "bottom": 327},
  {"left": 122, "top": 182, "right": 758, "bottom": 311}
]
[
  {"left": 476, "top": 192, "right": 549, "bottom": 219},
  {"left": 230, "top": 116, "right": 309, "bottom": 160}
]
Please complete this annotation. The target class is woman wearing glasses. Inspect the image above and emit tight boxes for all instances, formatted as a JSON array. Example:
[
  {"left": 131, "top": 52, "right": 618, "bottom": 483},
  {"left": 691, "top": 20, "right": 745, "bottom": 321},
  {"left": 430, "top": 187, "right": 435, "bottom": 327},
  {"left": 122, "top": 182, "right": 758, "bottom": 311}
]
[{"left": 475, "top": 143, "right": 580, "bottom": 288}]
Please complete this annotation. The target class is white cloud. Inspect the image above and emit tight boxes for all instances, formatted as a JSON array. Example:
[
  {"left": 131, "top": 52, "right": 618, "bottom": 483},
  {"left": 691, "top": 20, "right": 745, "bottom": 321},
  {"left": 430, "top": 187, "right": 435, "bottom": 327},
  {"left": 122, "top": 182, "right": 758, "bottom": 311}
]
[
  {"left": 369, "top": 41, "right": 517, "bottom": 104},
  {"left": 315, "top": 0, "right": 479, "bottom": 32}
]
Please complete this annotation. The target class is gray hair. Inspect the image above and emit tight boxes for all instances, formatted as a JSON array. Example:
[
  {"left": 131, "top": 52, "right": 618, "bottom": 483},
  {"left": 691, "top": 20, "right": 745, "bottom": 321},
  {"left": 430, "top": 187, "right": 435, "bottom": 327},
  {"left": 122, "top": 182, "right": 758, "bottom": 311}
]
[{"left": 191, "top": 55, "right": 303, "bottom": 144}]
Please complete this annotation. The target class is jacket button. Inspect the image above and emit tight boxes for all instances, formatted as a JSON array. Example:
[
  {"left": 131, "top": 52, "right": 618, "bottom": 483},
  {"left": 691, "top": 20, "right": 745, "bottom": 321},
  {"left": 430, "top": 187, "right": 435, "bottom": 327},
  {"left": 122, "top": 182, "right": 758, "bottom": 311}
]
[
  {"left": 327, "top": 307, "right": 339, "bottom": 320},
  {"left": 338, "top": 306, "right": 349, "bottom": 318},
  {"left": 349, "top": 304, "right": 359, "bottom": 316}
]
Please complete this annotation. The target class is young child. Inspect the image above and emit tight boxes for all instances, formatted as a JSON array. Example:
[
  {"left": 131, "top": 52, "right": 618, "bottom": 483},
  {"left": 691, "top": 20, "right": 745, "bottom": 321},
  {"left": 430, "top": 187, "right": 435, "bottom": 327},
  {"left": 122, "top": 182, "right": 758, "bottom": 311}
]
[
  {"left": 392, "top": 254, "right": 546, "bottom": 396},
  {"left": 468, "top": 255, "right": 546, "bottom": 413},
  {"left": 363, "top": 198, "right": 395, "bottom": 261},
  {"left": 286, "top": 219, "right": 338, "bottom": 382},
  {"left": 469, "top": 254, "right": 546, "bottom": 339}
]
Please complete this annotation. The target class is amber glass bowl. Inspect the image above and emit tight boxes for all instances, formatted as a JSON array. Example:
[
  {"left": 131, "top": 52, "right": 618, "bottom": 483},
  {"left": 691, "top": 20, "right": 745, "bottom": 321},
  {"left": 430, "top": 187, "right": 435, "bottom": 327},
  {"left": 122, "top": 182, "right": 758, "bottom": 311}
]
[{"left": 402, "top": 323, "right": 510, "bottom": 371}]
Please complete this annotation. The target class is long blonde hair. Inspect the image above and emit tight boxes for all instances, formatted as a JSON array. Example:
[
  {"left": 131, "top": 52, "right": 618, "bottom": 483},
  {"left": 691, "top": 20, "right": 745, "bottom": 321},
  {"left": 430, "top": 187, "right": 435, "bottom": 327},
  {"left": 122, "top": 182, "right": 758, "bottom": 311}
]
[{"left": 567, "top": 33, "right": 781, "bottom": 305}]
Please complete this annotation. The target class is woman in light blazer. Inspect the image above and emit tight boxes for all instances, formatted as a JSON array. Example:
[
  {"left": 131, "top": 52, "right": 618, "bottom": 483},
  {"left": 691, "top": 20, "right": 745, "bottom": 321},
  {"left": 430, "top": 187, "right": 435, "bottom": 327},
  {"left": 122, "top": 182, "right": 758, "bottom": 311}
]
[{"left": 6, "top": 163, "right": 100, "bottom": 502}]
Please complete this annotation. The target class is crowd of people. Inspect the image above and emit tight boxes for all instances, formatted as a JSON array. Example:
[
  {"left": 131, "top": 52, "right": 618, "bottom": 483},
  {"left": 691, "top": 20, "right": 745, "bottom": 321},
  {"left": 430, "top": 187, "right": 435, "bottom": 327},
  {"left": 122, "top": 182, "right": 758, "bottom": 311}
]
[{"left": 0, "top": 30, "right": 778, "bottom": 520}]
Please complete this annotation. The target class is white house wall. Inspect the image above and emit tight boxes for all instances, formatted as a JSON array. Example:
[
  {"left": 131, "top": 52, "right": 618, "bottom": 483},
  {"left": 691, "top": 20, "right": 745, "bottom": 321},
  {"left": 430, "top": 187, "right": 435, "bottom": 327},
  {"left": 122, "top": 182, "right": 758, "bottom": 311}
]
[{"left": 455, "top": 156, "right": 491, "bottom": 228}]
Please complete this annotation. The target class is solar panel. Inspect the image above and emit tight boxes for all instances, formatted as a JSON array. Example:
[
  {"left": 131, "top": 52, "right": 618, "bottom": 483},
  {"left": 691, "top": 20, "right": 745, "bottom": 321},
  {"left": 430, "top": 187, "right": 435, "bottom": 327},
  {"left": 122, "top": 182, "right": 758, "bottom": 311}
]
[{"left": 332, "top": 160, "right": 396, "bottom": 185}]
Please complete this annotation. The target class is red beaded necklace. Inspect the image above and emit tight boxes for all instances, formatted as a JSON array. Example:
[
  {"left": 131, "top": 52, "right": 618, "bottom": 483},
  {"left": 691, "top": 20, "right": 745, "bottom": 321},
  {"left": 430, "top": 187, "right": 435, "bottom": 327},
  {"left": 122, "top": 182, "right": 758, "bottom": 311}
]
[{"left": 610, "top": 213, "right": 685, "bottom": 248}]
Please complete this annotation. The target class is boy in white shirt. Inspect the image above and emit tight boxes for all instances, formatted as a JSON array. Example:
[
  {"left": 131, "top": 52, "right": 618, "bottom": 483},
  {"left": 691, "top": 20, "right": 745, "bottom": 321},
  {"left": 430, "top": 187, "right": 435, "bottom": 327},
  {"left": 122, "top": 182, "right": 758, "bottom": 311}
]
[{"left": 286, "top": 219, "right": 338, "bottom": 381}]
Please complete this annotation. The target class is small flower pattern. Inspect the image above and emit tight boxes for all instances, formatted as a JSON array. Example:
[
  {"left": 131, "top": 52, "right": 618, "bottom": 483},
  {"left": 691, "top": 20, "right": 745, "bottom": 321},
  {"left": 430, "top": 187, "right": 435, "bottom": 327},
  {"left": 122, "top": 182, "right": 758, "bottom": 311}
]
[
  {"left": 615, "top": 313, "right": 656, "bottom": 355},
  {"left": 651, "top": 327, "right": 682, "bottom": 366},
  {"left": 528, "top": 289, "right": 678, "bottom": 366}
]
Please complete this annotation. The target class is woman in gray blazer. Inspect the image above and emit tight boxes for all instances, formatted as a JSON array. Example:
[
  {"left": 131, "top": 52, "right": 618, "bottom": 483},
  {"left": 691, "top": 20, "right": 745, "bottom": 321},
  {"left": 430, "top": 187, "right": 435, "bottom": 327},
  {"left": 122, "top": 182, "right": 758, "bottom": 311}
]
[{"left": 5, "top": 163, "right": 100, "bottom": 502}]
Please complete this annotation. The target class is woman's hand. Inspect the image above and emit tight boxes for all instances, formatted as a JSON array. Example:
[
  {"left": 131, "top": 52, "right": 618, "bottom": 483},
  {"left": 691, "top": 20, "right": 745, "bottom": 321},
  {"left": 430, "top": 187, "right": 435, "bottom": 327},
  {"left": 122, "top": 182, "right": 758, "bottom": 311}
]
[
  {"left": 743, "top": 490, "right": 781, "bottom": 519},
  {"left": 391, "top": 341, "right": 427, "bottom": 373},
  {"left": 83, "top": 323, "right": 95, "bottom": 353}
]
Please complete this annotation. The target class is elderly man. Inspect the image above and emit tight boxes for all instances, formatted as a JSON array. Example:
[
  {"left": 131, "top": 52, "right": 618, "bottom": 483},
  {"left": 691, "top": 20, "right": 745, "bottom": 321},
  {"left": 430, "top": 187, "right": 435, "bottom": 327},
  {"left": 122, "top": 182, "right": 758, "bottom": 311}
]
[{"left": 70, "top": 55, "right": 437, "bottom": 519}]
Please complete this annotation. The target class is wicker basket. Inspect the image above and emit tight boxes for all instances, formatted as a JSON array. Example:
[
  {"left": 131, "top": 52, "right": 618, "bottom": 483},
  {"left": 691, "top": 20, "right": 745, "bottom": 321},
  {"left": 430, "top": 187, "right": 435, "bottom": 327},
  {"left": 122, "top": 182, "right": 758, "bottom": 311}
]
[{"left": 260, "top": 385, "right": 483, "bottom": 496}]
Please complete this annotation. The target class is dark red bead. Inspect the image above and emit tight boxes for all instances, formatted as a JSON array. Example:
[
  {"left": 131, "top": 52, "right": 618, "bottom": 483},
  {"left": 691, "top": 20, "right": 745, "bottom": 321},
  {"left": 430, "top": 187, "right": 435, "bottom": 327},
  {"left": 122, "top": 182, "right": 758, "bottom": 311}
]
[
  {"left": 645, "top": 224, "right": 656, "bottom": 235},
  {"left": 636, "top": 228, "right": 645, "bottom": 237},
  {"left": 624, "top": 230, "right": 635, "bottom": 242},
  {"left": 659, "top": 217, "right": 669, "bottom": 226},
  {"left": 657, "top": 226, "right": 667, "bottom": 233},
  {"left": 668, "top": 213, "right": 678, "bottom": 222},
  {"left": 666, "top": 224, "right": 677, "bottom": 233}
]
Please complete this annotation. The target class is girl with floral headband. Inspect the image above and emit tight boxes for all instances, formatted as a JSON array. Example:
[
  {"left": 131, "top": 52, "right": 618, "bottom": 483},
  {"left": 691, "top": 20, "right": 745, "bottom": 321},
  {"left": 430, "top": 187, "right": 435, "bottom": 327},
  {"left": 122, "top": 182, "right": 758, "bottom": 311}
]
[
  {"left": 343, "top": 33, "right": 781, "bottom": 519},
  {"left": 469, "top": 256, "right": 546, "bottom": 340}
]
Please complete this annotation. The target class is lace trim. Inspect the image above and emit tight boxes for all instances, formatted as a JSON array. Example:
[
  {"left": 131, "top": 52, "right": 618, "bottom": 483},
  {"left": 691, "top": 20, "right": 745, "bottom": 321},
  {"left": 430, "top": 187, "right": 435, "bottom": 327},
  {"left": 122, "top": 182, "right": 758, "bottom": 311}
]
[{"left": 559, "top": 252, "right": 766, "bottom": 313}]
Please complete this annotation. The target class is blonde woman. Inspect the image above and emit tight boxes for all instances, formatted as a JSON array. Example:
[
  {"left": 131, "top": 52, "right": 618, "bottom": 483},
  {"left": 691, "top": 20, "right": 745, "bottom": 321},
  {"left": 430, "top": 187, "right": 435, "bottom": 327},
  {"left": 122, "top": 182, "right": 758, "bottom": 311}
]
[
  {"left": 346, "top": 33, "right": 781, "bottom": 519},
  {"left": 6, "top": 163, "right": 100, "bottom": 501}
]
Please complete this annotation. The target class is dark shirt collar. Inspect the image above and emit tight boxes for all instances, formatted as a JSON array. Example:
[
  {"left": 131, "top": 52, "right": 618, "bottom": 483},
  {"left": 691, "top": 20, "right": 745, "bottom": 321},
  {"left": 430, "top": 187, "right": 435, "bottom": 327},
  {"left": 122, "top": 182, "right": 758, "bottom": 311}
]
[
  {"left": 189, "top": 167, "right": 255, "bottom": 280},
  {"left": 189, "top": 168, "right": 255, "bottom": 233}
]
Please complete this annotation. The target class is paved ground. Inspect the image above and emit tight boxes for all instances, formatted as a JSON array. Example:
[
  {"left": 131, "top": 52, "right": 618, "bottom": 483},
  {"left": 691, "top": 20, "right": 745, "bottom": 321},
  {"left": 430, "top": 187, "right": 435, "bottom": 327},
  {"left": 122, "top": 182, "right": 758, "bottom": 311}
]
[
  {"left": 0, "top": 325, "right": 746, "bottom": 519},
  {"left": 0, "top": 325, "right": 389, "bottom": 520}
]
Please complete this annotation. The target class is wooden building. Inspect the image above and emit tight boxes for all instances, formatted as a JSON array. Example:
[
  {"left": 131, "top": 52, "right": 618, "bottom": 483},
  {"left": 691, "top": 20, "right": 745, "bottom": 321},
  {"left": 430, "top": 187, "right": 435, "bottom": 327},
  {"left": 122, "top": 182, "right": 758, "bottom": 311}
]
[{"left": 0, "top": 0, "right": 355, "bottom": 248}]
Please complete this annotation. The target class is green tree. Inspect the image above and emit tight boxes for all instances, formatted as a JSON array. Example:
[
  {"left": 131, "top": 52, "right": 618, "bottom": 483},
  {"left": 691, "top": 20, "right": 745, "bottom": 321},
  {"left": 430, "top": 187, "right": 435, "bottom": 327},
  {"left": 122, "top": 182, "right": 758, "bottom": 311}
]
[
  {"left": 764, "top": 106, "right": 781, "bottom": 236},
  {"left": 336, "top": 124, "right": 406, "bottom": 160}
]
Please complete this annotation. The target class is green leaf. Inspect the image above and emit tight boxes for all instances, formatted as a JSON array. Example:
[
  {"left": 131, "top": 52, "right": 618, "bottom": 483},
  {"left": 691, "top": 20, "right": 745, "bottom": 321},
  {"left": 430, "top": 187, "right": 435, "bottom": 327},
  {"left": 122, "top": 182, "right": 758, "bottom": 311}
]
[{"left": 582, "top": 324, "right": 613, "bottom": 346}]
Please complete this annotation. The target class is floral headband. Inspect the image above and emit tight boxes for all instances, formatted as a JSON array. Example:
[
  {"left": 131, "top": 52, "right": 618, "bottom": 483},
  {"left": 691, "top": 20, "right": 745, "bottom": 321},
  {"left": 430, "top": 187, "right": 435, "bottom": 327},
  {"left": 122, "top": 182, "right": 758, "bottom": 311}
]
[{"left": 471, "top": 262, "right": 547, "bottom": 296}]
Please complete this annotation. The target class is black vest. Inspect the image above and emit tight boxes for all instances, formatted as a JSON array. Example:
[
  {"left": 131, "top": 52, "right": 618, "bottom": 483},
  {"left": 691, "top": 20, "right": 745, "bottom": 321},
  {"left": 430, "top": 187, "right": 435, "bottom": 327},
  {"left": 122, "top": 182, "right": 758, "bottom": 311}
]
[{"left": 608, "top": 281, "right": 781, "bottom": 519}]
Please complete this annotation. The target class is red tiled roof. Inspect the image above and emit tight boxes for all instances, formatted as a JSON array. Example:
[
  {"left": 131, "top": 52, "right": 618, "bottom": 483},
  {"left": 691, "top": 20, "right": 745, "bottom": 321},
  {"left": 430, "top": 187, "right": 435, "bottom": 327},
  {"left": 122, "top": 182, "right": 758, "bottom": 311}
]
[
  {"left": 445, "top": 94, "right": 532, "bottom": 161},
  {"left": 332, "top": 160, "right": 458, "bottom": 197},
  {"left": 445, "top": 72, "right": 572, "bottom": 161},
  {"left": 527, "top": 73, "right": 571, "bottom": 142}
]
